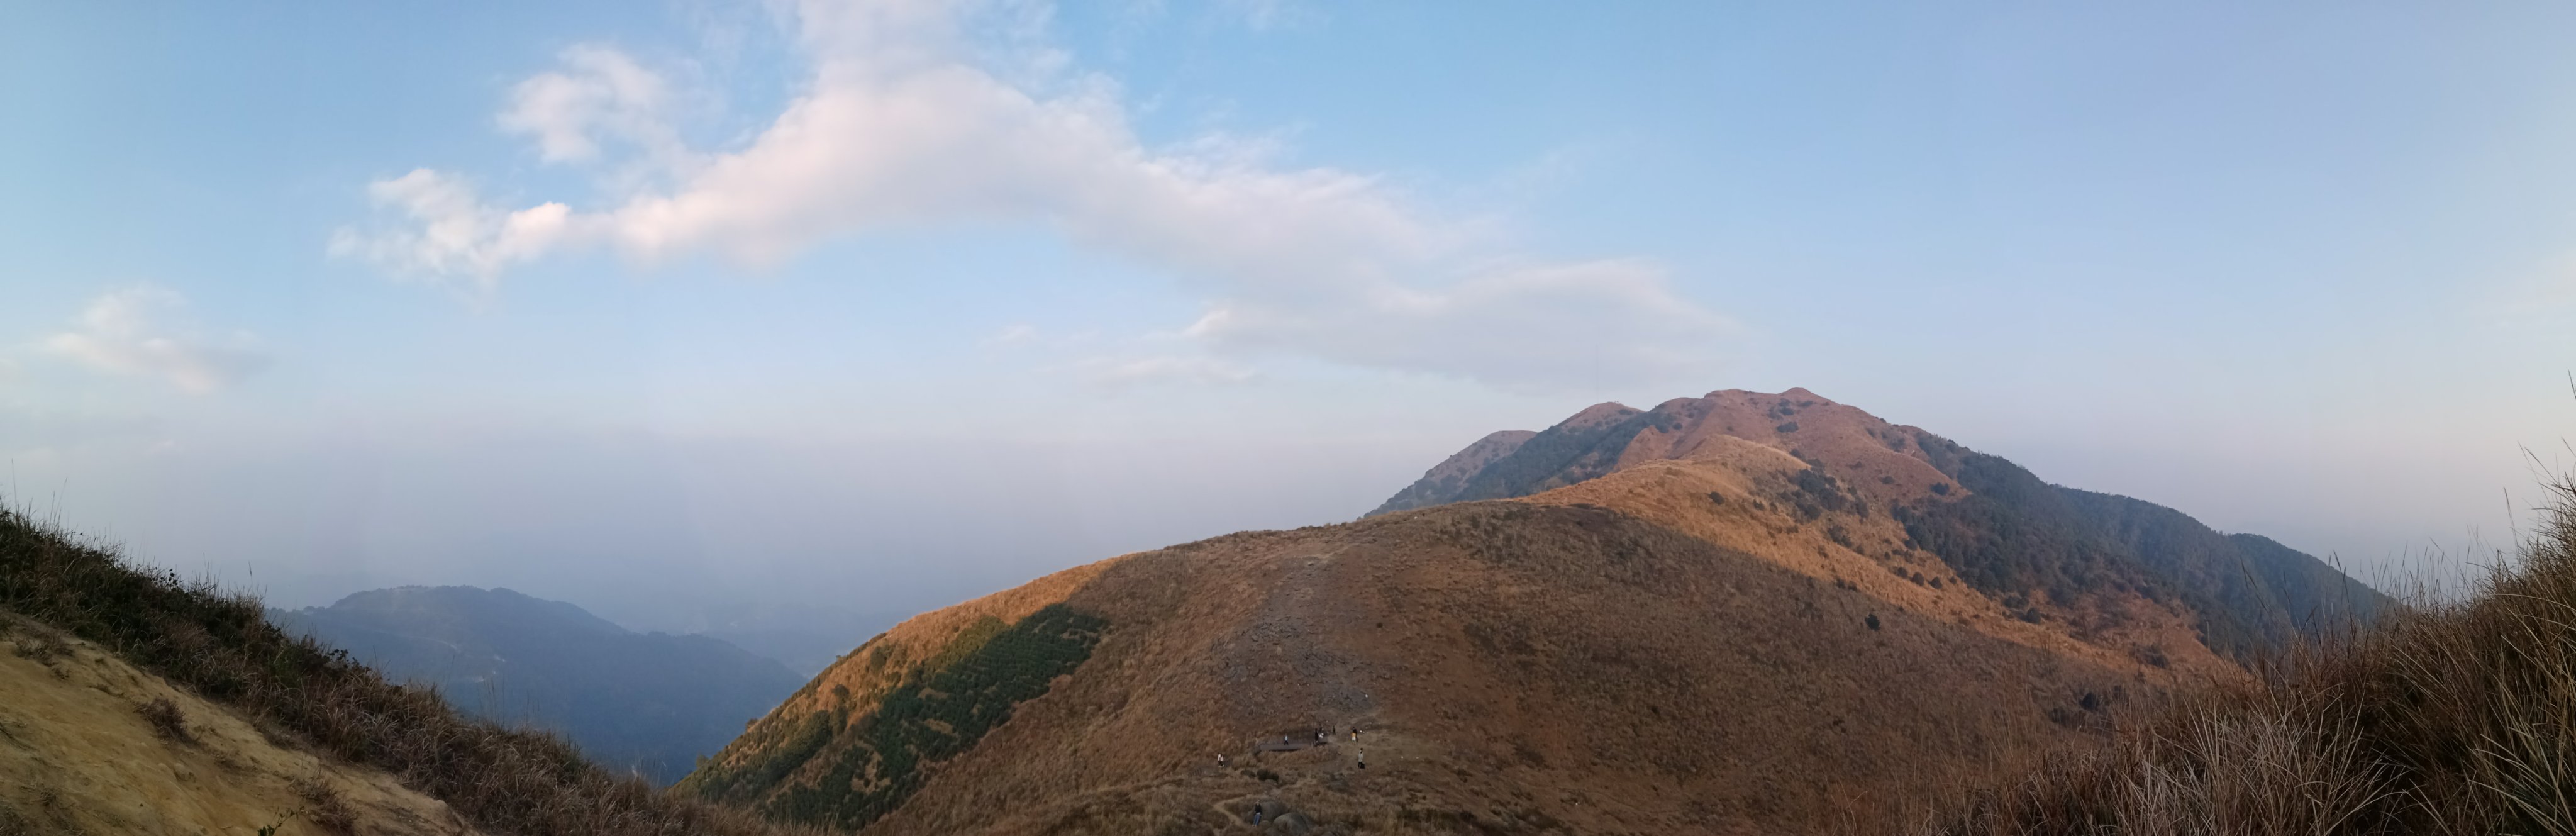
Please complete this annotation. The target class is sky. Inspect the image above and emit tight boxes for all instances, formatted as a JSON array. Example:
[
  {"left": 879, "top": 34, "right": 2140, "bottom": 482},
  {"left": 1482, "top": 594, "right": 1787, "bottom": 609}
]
[{"left": 6, "top": 1, "right": 2575, "bottom": 636}]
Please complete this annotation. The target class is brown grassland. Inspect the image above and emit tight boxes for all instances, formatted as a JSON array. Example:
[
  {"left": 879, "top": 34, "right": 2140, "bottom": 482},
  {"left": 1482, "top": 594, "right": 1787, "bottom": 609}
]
[
  {"left": 1914, "top": 477, "right": 2576, "bottom": 835},
  {"left": 691, "top": 494, "right": 2168, "bottom": 834}
]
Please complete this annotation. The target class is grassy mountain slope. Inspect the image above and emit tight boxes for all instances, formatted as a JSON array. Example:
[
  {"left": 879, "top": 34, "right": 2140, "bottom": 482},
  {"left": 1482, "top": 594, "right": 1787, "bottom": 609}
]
[
  {"left": 274, "top": 586, "right": 806, "bottom": 785},
  {"left": 1917, "top": 479, "right": 2576, "bottom": 834},
  {"left": 688, "top": 387, "right": 2394, "bottom": 833},
  {"left": 0, "top": 506, "right": 806, "bottom": 836},
  {"left": 692, "top": 500, "right": 2155, "bottom": 834},
  {"left": 682, "top": 389, "right": 2285, "bottom": 833}
]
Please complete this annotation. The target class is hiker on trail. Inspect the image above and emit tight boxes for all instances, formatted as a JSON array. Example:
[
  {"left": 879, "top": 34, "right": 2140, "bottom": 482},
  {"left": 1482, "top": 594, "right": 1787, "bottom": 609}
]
[
  {"left": 1217, "top": 754, "right": 1226, "bottom": 767},
  {"left": 1358, "top": 748, "right": 1366, "bottom": 769},
  {"left": 1252, "top": 805, "right": 1263, "bottom": 825}
]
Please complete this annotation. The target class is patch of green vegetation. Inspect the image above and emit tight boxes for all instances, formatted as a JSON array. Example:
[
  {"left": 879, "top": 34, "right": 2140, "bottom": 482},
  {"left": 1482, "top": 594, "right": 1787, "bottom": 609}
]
[
  {"left": 762, "top": 604, "right": 1107, "bottom": 830},
  {"left": 682, "top": 704, "right": 847, "bottom": 804},
  {"left": 1788, "top": 466, "right": 1866, "bottom": 520}
]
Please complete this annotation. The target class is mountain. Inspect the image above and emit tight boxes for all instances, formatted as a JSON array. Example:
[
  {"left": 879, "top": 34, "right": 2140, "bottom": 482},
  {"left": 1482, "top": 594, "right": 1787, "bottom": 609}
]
[
  {"left": 272, "top": 586, "right": 807, "bottom": 786},
  {"left": 684, "top": 389, "right": 2389, "bottom": 834},
  {"left": 1379, "top": 389, "right": 2390, "bottom": 657},
  {"left": 0, "top": 508, "right": 785, "bottom": 836}
]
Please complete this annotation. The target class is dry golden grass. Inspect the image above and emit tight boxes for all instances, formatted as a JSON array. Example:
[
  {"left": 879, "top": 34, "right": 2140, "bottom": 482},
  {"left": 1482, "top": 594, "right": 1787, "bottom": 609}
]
[
  {"left": 0, "top": 504, "right": 822, "bottom": 836},
  {"left": 0, "top": 613, "right": 480, "bottom": 835},
  {"left": 709, "top": 494, "right": 2158, "bottom": 835},
  {"left": 1911, "top": 477, "right": 2576, "bottom": 835}
]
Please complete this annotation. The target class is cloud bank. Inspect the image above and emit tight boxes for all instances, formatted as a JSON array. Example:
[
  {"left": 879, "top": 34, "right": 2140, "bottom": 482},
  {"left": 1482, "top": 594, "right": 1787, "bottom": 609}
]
[
  {"left": 337, "top": 0, "right": 1727, "bottom": 389},
  {"left": 43, "top": 286, "right": 270, "bottom": 393}
]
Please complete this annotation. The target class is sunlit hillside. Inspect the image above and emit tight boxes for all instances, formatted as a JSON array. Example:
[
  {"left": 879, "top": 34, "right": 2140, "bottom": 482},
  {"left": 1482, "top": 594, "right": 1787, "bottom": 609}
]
[{"left": 680, "top": 389, "right": 2389, "bottom": 834}]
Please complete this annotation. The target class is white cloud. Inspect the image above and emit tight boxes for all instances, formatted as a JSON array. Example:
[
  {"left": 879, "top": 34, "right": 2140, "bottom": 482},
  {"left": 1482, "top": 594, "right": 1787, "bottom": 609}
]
[
  {"left": 338, "top": 0, "right": 1729, "bottom": 389},
  {"left": 328, "top": 170, "right": 577, "bottom": 289},
  {"left": 497, "top": 45, "right": 687, "bottom": 165},
  {"left": 43, "top": 286, "right": 270, "bottom": 393}
]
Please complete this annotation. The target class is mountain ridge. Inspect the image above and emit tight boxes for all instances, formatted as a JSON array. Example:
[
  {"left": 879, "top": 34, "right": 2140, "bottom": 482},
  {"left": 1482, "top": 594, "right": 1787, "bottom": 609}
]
[
  {"left": 680, "top": 387, "right": 2387, "bottom": 833},
  {"left": 273, "top": 585, "right": 806, "bottom": 786}
]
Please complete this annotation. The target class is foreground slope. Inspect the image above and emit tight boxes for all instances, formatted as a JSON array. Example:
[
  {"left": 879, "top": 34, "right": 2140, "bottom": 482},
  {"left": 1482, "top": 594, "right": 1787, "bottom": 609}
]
[
  {"left": 275, "top": 586, "right": 805, "bottom": 785},
  {"left": 1, "top": 615, "right": 482, "bottom": 835},
  {"left": 0, "top": 506, "right": 799, "bottom": 836},
  {"left": 1919, "top": 480, "right": 2576, "bottom": 835}
]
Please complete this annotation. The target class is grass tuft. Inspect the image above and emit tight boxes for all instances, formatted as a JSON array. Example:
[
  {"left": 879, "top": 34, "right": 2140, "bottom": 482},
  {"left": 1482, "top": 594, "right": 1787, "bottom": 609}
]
[
  {"left": 138, "top": 696, "right": 196, "bottom": 745},
  {"left": 292, "top": 778, "right": 355, "bottom": 835}
]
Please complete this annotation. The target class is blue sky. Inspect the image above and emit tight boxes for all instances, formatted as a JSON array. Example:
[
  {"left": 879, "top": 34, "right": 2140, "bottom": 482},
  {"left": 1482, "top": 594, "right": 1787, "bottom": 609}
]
[{"left": 6, "top": 1, "right": 2574, "bottom": 632}]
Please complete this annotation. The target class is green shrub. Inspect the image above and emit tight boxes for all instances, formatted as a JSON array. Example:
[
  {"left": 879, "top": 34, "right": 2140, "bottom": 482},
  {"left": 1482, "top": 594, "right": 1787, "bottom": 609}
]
[{"left": 761, "top": 604, "right": 1106, "bottom": 830}]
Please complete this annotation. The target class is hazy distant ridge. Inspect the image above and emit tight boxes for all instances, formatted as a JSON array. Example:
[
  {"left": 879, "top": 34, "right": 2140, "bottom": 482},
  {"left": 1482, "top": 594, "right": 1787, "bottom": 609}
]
[{"left": 272, "top": 586, "right": 806, "bottom": 786}]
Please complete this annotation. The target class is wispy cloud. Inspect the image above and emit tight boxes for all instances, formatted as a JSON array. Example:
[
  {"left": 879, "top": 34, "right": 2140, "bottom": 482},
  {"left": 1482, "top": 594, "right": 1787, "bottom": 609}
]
[
  {"left": 43, "top": 286, "right": 270, "bottom": 393},
  {"left": 1067, "top": 354, "right": 1258, "bottom": 389},
  {"left": 497, "top": 45, "right": 691, "bottom": 165},
  {"left": 336, "top": 0, "right": 1728, "bottom": 389},
  {"left": 982, "top": 323, "right": 1041, "bottom": 347},
  {"left": 328, "top": 170, "right": 575, "bottom": 291}
]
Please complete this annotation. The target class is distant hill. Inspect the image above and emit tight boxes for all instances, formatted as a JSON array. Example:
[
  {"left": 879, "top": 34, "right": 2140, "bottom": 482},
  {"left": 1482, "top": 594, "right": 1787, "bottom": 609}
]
[
  {"left": 662, "top": 600, "right": 903, "bottom": 677},
  {"left": 272, "top": 586, "right": 806, "bottom": 786},
  {"left": 681, "top": 388, "right": 2391, "bottom": 834}
]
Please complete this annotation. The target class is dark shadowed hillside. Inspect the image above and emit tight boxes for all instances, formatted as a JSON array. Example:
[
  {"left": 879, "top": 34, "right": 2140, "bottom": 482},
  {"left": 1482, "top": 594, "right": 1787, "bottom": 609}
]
[
  {"left": 1889, "top": 442, "right": 2390, "bottom": 659},
  {"left": 1369, "top": 430, "right": 1538, "bottom": 516},
  {"left": 273, "top": 586, "right": 806, "bottom": 786}
]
